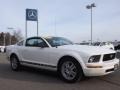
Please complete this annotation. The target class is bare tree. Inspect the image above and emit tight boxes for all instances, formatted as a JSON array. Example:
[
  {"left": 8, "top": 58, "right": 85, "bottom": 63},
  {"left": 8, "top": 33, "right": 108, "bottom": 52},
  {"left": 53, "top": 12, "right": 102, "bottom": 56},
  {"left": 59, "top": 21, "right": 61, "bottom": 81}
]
[
  {"left": 0, "top": 30, "right": 23, "bottom": 45},
  {"left": 13, "top": 29, "right": 23, "bottom": 42},
  {"left": 0, "top": 32, "right": 4, "bottom": 45}
]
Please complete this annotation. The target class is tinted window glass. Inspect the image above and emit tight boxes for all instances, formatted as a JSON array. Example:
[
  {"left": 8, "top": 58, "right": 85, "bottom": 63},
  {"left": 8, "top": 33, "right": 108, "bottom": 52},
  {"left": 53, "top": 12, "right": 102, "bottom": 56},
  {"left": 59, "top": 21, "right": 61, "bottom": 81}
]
[
  {"left": 26, "top": 38, "right": 48, "bottom": 47},
  {"left": 45, "top": 37, "right": 73, "bottom": 47}
]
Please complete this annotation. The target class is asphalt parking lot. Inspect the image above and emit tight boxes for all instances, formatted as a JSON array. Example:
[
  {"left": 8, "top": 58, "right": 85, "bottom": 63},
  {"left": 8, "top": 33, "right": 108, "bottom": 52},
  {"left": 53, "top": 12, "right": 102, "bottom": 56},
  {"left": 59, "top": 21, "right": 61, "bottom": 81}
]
[{"left": 0, "top": 53, "right": 120, "bottom": 90}]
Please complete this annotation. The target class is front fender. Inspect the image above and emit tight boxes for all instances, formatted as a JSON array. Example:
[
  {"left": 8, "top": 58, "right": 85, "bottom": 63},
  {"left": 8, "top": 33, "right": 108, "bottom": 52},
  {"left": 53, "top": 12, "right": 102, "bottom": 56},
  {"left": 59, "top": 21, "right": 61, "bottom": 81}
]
[{"left": 58, "top": 51, "right": 86, "bottom": 70}]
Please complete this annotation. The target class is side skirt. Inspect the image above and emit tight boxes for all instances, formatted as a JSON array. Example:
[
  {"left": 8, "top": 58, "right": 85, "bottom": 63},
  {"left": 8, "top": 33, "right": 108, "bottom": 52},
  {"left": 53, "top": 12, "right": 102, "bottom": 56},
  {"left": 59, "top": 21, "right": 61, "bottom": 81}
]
[{"left": 20, "top": 61, "right": 57, "bottom": 71}]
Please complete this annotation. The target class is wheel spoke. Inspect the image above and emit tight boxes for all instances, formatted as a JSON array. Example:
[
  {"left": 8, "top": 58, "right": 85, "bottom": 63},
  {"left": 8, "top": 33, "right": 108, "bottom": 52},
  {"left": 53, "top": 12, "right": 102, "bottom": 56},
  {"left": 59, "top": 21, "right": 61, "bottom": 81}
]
[
  {"left": 69, "top": 63, "right": 76, "bottom": 70},
  {"left": 11, "top": 57, "right": 18, "bottom": 69},
  {"left": 70, "top": 70, "right": 76, "bottom": 77},
  {"left": 61, "top": 61, "right": 77, "bottom": 80},
  {"left": 65, "top": 72, "right": 71, "bottom": 78},
  {"left": 65, "top": 62, "right": 70, "bottom": 68}
]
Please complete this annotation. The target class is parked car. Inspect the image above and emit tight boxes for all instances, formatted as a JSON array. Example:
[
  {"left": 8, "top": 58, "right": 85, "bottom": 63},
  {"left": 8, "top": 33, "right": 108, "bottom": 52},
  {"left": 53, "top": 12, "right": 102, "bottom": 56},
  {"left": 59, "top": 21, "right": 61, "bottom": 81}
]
[
  {"left": 6, "top": 36, "right": 119, "bottom": 83},
  {"left": 92, "top": 42, "right": 114, "bottom": 50},
  {"left": 0, "top": 46, "right": 6, "bottom": 52},
  {"left": 115, "top": 45, "right": 120, "bottom": 50},
  {"left": 79, "top": 42, "right": 90, "bottom": 45},
  {"left": 113, "top": 41, "right": 120, "bottom": 50}
]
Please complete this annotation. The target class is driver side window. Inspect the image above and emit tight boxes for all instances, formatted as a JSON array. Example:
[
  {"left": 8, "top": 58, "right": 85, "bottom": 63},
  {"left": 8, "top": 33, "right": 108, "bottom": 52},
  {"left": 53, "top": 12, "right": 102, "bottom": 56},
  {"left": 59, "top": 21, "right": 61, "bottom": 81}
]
[{"left": 26, "top": 38, "right": 48, "bottom": 47}]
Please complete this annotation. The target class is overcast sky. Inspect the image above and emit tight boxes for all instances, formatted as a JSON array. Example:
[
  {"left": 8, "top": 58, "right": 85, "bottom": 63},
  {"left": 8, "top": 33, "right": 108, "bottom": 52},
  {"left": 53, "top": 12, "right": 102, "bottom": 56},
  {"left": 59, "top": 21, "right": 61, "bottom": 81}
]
[{"left": 0, "top": 0, "right": 120, "bottom": 42}]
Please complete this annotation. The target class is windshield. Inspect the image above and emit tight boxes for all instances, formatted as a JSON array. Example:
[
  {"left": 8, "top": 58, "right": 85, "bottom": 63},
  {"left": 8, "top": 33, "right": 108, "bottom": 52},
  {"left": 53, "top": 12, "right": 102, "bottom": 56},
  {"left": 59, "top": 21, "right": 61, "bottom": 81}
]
[{"left": 45, "top": 37, "right": 73, "bottom": 47}]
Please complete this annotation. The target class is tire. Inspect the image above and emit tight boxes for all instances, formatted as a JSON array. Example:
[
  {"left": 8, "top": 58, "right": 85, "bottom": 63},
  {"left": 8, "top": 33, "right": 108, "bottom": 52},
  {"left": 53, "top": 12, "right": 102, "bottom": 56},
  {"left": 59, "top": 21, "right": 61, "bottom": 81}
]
[
  {"left": 58, "top": 58, "right": 84, "bottom": 83},
  {"left": 10, "top": 55, "right": 20, "bottom": 71}
]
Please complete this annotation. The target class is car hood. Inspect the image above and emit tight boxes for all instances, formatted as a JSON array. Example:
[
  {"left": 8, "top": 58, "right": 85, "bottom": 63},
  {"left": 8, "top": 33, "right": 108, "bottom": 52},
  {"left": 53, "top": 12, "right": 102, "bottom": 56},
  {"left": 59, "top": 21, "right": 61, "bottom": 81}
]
[{"left": 58, "top": 45, "right": 116, "bottom": 55}]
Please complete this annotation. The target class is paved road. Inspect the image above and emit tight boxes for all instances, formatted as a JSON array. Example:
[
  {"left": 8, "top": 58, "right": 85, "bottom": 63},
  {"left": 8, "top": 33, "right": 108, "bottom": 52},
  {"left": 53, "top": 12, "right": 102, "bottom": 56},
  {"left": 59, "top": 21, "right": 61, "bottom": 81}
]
[{"left": 0, "top": 53, "right": 120, "bottom": 90}]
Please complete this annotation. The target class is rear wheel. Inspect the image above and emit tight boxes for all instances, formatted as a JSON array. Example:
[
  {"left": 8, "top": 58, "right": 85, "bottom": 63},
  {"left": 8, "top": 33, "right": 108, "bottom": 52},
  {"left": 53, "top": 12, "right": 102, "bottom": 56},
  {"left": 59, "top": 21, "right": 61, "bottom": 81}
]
[
  {"left": 10, "top": 55, "right": 20, "bottom": 71},
  {"left": 58, "top": 58, "right": 84, "bottom": 83}
]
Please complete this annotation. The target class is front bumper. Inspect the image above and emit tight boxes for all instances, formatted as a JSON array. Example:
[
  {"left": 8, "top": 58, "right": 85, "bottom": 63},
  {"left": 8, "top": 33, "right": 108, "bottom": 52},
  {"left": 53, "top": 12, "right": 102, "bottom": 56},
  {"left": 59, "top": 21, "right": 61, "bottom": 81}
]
[{"left": 83, "top": 58, "right": 119, "bottom": 76}]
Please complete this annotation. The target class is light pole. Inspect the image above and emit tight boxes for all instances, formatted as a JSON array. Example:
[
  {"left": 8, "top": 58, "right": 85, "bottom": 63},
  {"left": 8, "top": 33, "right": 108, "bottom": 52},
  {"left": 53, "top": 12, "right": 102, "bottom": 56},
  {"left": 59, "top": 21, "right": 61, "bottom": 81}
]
[
  {"left": 7, "top": 27, "right": 14, "bottom": 45},
  {"left": 86, "top": 3, "right": 96, "bottom": 45}
]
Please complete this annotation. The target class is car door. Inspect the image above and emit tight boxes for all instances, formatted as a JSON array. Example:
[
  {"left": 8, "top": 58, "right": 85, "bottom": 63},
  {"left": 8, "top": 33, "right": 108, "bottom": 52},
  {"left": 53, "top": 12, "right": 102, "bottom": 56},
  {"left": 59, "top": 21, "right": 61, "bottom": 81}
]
[{"left": 21, "top": 37, "right": 50, "bottom": 65}]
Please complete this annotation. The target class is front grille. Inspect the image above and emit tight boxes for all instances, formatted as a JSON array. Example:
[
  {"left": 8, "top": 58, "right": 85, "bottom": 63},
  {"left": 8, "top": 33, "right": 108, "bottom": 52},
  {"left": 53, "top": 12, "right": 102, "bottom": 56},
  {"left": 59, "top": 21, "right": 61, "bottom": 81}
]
[{"left": 103, "top": 53, "right": 116, "bottom": 61}]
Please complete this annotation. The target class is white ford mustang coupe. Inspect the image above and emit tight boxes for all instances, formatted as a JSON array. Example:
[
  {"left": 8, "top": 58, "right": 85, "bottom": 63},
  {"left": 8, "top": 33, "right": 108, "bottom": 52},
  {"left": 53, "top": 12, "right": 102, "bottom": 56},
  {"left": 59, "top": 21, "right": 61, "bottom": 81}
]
[{"left": 6, "top": 36, "right": 119, "bottom": 83}]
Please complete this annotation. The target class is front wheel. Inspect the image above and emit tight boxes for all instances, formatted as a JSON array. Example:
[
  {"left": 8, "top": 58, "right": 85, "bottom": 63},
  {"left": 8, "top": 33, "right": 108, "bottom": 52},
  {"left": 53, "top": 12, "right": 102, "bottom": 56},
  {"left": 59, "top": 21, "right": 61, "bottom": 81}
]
[
  {"left": 10, "top": 55, "right": 20, "bottom": 71},
  {"left": 58, "top": 58, "right": 84, "bottom": 83}
]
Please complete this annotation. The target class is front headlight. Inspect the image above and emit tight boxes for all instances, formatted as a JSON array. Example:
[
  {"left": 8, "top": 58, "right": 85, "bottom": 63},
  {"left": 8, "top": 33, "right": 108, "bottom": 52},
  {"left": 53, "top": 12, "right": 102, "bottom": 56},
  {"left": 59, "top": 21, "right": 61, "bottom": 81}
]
[{"left": 88, "top": 55, "right": 101, "bottom": 63}]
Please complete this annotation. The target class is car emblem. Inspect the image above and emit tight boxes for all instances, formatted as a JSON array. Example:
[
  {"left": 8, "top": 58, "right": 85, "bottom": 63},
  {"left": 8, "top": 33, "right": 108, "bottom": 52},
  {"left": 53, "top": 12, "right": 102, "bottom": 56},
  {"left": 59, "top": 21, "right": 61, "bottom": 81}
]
[{"left": 28, "top": 10, "right": 37, "bottom": 19}]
